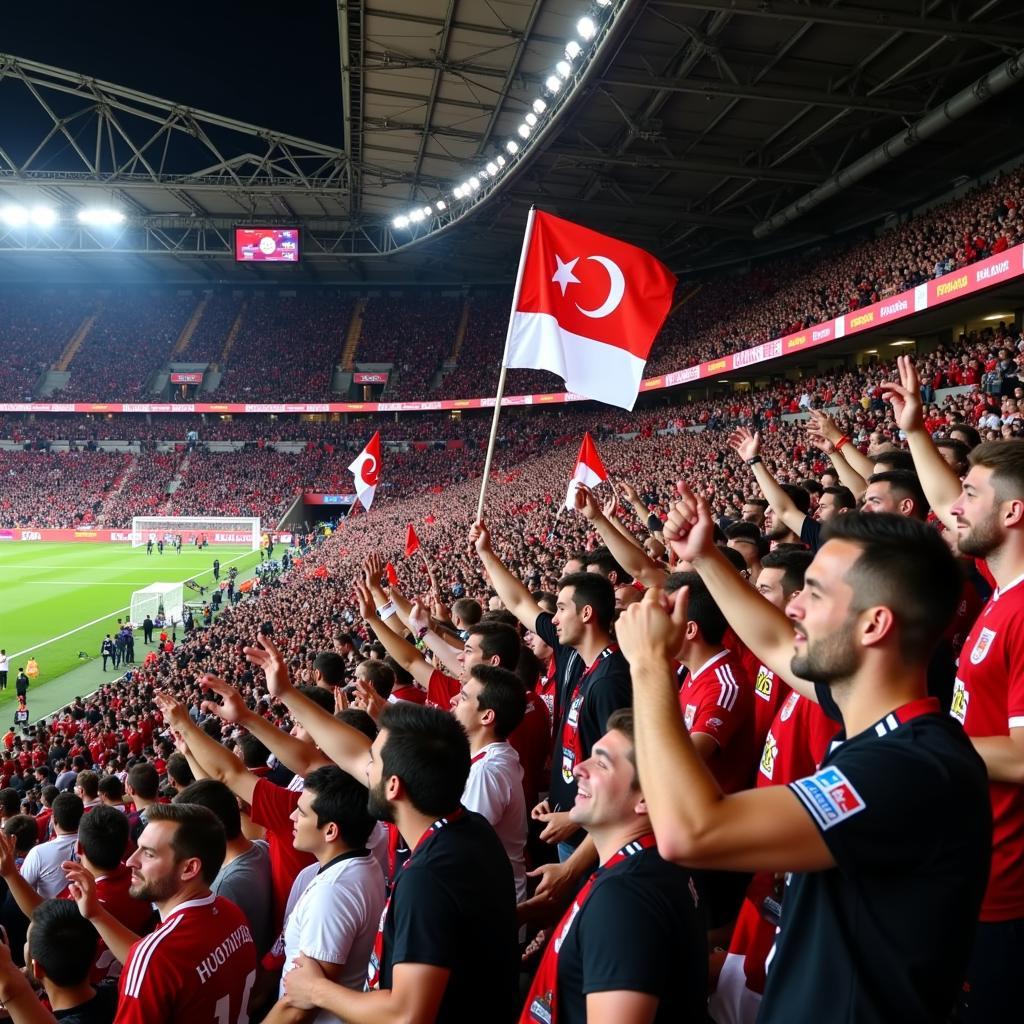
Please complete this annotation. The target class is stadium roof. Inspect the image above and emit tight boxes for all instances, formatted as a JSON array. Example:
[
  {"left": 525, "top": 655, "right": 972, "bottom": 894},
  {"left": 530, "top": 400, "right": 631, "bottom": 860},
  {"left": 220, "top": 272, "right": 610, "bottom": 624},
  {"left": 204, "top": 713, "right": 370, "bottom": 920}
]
[{"left": 0, "top": 1, "right": 1022, "bottom": 285}]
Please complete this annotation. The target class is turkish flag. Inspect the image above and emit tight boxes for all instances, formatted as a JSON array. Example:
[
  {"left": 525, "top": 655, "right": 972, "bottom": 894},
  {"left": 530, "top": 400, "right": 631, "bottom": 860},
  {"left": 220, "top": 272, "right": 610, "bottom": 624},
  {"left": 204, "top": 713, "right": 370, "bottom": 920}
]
[
  {"left": 385, "top": 562, "right": 399, "bottom": 586},
  {"left": 565, "top": 432, "right": 608, "bottom": 509},
  {"left": 348, "top": 431, "right": 381, "bottom": 511},
  {"left": 504, "top": 211, "right": 676, "bottom": 410},
  {"left": 405, "top": 523, "right": 420, "bottom": 558}
]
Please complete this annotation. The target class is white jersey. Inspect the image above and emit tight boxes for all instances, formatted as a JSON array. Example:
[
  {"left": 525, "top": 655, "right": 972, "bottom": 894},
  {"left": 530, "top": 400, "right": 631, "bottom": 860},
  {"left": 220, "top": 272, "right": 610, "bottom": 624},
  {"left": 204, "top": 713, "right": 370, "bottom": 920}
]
[{"left": 463, "top": 741, "right": 528, "bottom": 901}]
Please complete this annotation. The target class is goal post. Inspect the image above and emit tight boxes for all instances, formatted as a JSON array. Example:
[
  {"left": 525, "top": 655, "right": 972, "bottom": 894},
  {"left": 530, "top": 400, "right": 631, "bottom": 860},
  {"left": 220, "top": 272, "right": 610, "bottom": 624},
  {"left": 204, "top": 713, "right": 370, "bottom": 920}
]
[
  {"left": 130, "top": 582, "right": 185, "bottom": 627},
  {"left": 131, "top": 516, "right": 261, "bottom": 550}
]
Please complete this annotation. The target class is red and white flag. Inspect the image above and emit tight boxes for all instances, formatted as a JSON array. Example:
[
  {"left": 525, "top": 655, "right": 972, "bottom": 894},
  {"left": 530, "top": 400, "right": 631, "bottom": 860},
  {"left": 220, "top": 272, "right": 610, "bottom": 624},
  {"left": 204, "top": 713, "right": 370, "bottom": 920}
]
[
  {"left": 565, "top": 432, "right": 608, "bottom": 509},
  {"left": 504, "top": 211, "right": 676, "bottom": 410},
  {"left": 348, "top": 431, "right": 381, "bottom": 511}
]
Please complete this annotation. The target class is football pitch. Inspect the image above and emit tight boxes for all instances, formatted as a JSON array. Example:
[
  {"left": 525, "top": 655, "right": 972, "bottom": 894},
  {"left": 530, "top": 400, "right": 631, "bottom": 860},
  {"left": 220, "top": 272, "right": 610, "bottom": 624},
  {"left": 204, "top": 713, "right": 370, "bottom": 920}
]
[{"left": 0, "top": 542, "right": 261, "bottom": 707}]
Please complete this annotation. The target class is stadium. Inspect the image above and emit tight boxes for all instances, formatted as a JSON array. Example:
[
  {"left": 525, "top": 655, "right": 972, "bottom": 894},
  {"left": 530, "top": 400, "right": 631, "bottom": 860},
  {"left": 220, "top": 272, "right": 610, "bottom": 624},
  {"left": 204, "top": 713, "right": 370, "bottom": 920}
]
[{"left": 0, "top": 1, "right": 1022, "bottom": 1022}]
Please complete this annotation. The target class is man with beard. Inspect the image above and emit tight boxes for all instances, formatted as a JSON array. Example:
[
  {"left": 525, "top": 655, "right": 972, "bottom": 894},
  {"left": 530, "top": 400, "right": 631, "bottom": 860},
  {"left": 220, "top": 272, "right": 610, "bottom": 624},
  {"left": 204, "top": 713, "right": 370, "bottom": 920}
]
[
  {"left": 882, "top": 355, "right": 1024, "bottom": 1021},
  {"left": 623, "top": 488, "right": 991, "bottom": 1024},
  {"left": 63, "top": 803, "right": 256, "bottom": 1024},
  {"left": 279, "top": 701, "right": 519, "bottom": 1024}
]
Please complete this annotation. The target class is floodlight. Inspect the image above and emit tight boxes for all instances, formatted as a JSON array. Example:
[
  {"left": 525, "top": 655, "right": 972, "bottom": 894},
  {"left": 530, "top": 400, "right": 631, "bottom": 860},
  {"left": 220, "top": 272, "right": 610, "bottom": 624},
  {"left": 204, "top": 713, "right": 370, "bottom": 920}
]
[
  {"left": 409, "top": 209, "right": 424, "bottom": 223},
  {"left": 496, "top": 155, "right": 506, "bottom": 167},
  {"left": 525, "top": 112, "right": 538, "bottom": 127},
  {"left": 577, "top": 16, "right": 597, "bottom": 40},
  {"left": 486, "top": 162, "right": 498, "bottom": 175},
  {"left": 506, "top": 140, "right": 519, "bottom": 154},
  {"left": 392, "top": 215, "right": 410, "bottom": 229},
  {"left": 565, "top": 41, "right": 582, "bottom": 60},
  {"left": 469, "top": 176, "right": 480, "bottom": 190},
  {"left": 532, "top": 98, "right": 547, "bottom": 115},
  {"left": 596, "top": 0, "right": 612, "bottom": 7},
  {"left": 30, "top": 206, "right": 57, "bottom": 228},
  {"left": 435, "top": 200, "right": 446, "bottom": 211},
  {"left": 518, "top": 123, "right": 531, "bottom": 139},
  {"left": 77, "top": 207, "right": 125, "bottom": 227},
  {"left": 422, "top": 206, "right": 433, "bottom": 217},
  {"left": 545, "top": 75, "right": 562, "bottom": 93},
  {"left": 556, "top": 60, "right": 572, "bottom": 79},
  {"left": 0, "top": 205, "right": 28, "bottom": 227}
]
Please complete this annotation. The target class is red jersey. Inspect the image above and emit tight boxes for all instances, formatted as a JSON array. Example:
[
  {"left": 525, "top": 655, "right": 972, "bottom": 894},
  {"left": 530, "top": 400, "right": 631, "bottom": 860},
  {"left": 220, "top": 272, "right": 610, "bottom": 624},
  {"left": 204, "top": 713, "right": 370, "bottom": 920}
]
[
  {"left": 738, "top": 646, "right": 791, "bottom": 754},
  {"left": 249, "top": 778, "right": 313, "bottom": 930},
  {"left": 757, "top": 690, "right": 839, "bottom": 788},
  {"left": 115, "top": 894, "right": 256, "bottom": 1024},
  {"left": 58, "top": 865, "right": 155, "bottom": 982},
  {"left": 951, "top": 572, "right": 1024, "bottom": 921},
  {"left": 426, "top": 668, "right": 459, "bottom": 709},
  {"left": 535, "top": 657, "right": 557, "bottom": 729},
  {"left": 678, "top": 650, "right": 755, "bottom": 793},
  {"left": 390, "top": 684, "right": 426, "bottom": 705},
  {"left": 509, "top": 690, "right": 550, "bottom": 810}
]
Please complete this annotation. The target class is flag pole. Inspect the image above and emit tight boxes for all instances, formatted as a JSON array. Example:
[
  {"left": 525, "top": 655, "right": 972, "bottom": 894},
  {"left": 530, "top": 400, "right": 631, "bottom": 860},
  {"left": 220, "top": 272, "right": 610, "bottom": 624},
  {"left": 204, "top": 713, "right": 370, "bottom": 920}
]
[{"left": 476, "top": 205, "right": 537, "bottom": 523}]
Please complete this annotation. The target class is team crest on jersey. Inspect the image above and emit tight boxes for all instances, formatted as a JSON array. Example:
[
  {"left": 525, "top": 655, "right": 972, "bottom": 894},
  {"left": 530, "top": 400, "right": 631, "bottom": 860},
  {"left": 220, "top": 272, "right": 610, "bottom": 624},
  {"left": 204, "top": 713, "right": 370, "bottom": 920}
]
[
  {"left": 683, "top": 704, "right": 697, "bottom": 730},
  {"left": 780, "top": 691, "right": 800, "bottom": 722},
  {"left": 760, "top": 731, "right": 778, "bottom": 780},
  {"left": 950, "top": 678, "right": 969, "bottom": 725},
  {"left": 970, "top": 627, "right": 997, "bottom": 665},
  {"left": 754, "top": 666, "right": 774, "bottom": 701},
  {"left": 792, "top": 767, "right": 865, "bottom": 831}
]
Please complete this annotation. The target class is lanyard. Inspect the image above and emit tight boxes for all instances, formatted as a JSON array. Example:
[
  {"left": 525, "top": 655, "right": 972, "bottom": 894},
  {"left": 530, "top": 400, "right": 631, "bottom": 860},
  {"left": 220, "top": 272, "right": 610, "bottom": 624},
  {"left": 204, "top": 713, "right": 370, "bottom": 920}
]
[
  {"left": 520, "top": 834, "right": 658, "bottom": 1024},
  {"left": 559, "top": 645, "right": 617, "bottom": 785},
  {"left": 365, "top": 808, "right": 465, "bottom": 991}
]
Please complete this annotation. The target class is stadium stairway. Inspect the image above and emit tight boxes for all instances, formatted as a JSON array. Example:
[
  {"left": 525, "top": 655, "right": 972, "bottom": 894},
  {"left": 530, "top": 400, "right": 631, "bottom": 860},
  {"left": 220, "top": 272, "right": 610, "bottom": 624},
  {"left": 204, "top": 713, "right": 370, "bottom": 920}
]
[
  {"left": 97, "top": 457, "right": 137, "bottom": 524},
  {"left": 172, "top": 292, "right": 211, "bottom": 355},
  {"left": 341, "top": 298, "right": 367, "bottom": 369},
  {"left": 218, "top": 300, "right": 248, "bottom": 365},
  {"left": 55, "top": 310, "right": 100, "bottom": 371},
  {"left": 449, "top": 296, "right": 471, "bottom": 361}
]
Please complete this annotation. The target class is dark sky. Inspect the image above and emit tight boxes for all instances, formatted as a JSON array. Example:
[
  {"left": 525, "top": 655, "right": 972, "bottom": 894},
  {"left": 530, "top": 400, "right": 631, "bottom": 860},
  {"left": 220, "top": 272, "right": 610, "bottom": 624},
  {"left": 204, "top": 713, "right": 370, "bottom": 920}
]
[{"left": 3, "top": 1, "right": 344, "bottom": 146}]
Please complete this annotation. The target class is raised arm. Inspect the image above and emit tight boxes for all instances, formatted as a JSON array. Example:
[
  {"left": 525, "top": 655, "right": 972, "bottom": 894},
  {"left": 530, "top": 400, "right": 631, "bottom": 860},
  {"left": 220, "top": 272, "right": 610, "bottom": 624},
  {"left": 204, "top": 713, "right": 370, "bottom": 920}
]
[
  {"left": 809, "top": 410, "right": 873, "bottom": 491},
  {"left": 245, "top": 634, "right": 372, "bottom": 782},
  {"left": 469, "top": 520, "right": 543, "bottom": 630},
  {"left": 64, "top": 861, "right": 141, "bottom": 966},
  {"left": 573, "top": 486, "right": 667, "bottom": 588},
  {"left": 728, "top": 428, "right": 808, "bottom": 537},
  {"left": 880, "top": 356, "right": 962, "bottom": 531},
  {"left": 667, "top": 482, "right": 817, "bottom": 702},
  {"left": 0, "top": 830, "right": 44, "bottom": 918},
  {"left": 405, "top": 599, "right": 463, "bottom": 676},
  {"left": 354, "top": 581, "right": 435, "bottom": 689},
  {"left": 154, "top": 690, "right": 258, "bottom": 805}
]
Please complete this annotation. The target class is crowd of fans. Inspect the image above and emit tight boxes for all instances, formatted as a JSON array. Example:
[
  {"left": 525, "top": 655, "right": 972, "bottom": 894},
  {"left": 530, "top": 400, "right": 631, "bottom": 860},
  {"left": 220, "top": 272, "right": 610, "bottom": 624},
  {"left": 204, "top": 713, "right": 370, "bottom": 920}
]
[{"left": 181, "top": 292, "right": 243, "bottom": 364}]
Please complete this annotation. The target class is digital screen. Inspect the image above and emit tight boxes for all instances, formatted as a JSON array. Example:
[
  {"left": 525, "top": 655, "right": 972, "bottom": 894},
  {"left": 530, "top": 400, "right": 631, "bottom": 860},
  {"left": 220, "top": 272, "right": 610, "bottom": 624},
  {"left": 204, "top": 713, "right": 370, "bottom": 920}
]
[{"left": 234, "top": 227, "right": 300, "bottom": 263}]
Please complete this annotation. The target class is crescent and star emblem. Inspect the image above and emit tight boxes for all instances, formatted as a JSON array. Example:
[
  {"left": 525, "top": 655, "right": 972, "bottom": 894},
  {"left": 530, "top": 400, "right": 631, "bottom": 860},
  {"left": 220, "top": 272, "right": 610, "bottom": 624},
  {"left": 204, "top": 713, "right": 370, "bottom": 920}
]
[{"left": 551, "top": 254, "right": 625, "bottom": 318}]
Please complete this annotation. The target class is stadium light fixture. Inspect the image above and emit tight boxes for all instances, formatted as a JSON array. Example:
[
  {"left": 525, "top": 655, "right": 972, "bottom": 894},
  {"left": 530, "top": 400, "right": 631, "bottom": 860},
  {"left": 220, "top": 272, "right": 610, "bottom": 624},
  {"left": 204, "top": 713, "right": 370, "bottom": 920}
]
[
  {"left": 409, "top": 208, "right": 424, "bottom": 223},
  {"left": 545, "top": 75, "right": 562, "bottom": 93},
  {"left": 392, "top": 215, "right": 410, "bottom": 229},
  {"left": 435, "top": 200, "right": 446, "bottom": 211},
  {"left": 532, "top": 98, "right": 547, "bottom": 115},
  {"left": 496, "top": 155, "right": 506, "bottom": 167},
  {"left": 77, "top": 207, "right": 125, "bottom": 227},
  {"left": 469, "top": 176, "right": 480, "bottom": 190},
  {"left": 525, "top": 113, "right": 538, "bottom": 127},
  {"left": 518, "top": 123, "right": 531, "bottom": 139},
  {"left": 30, "top": 206, "right": 57, "bottom": 228},
  {"left": 422, "top": 206, "right": 433, "bottom": 217},
  {"left": 0, "top": 204, "right": 29, "bottom": 227},
  {"left": 596, "top": 0, "right": 612, "bottom": 6},
  {"left": 565, "top": 40, "right": 582, "bottom": 61},
  {"left": 506, "top": 140, "right": 519, "bottom": 154},
  {"left": 577, "top": 16, "right": 597, "bottom": 41},
  {"left": 556, "top": 60, "right": 572, "bottom": 80},
  {"left": 486, "top": 161, "right": 498, "bottom": 175}
]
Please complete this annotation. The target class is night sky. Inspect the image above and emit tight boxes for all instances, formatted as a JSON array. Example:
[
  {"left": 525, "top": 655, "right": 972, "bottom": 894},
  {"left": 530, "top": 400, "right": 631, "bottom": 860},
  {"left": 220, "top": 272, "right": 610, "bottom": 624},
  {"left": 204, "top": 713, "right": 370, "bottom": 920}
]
[{"left": 3, "top": 2, "right": 345, "bottom": 148}]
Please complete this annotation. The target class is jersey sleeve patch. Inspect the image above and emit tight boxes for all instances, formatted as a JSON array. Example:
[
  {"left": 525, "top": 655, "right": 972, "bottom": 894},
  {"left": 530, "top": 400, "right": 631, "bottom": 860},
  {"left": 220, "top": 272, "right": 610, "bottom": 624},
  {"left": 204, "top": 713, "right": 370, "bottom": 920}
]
[{"left": 790, "top": 767, "right": 866, "bottom": 831}]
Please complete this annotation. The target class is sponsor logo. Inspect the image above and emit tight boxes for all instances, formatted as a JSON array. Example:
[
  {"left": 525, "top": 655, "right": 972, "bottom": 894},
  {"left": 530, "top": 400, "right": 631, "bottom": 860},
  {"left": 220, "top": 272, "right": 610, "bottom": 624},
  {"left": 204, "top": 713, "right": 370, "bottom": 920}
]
[
  {"left": 754, "top": 666, "right": 774, "bottom": 701},
  {"left": 780, "top": 691, "right": 799, "bottom": 721},
  {"left": 353, "top": 372, "right": 389, "bottom": 384},
  {"left": 812, "top": 326, "right": 833, "bottom": 342},
  {"left": 936, "top": 274, "right": 969, "bottom": 297},
  {"left": 880, "top": 298, "right": 908, "bottom": 318},
  {"left": 109, "top": 532, "right": 133, "bottom": 542},
  {"left": 792, "top": 767, "right": 866, "bottom": 830},
  {"left": 74, "top": 531, "right": 97, "bottom": 538},
  {"left": 849, "top": 311, "right": 875, "bottom": 329},
  {"left": 786, "top": 334, "right": 807, "bottom": 350},
  {"left": 970, "top": 627, "right": 996, "bottom": 665},
  {"left": 760, "top": 731, "right": 778, "bottom": 780},
  {"left": 19, "top": 531, "right": 41, "bottom": 541},
  {"left": 642, "top": 377, "right": 663, "bottom": 389},
  {"left": 704, "top": 359, "right": 727, "bottom": 373},
  {"left": 950, "top": 678, "right": 969, "bottom": 725},
  {"left": 976, "top": 259, "right": 1010, "bottom": 282},
  {"left": 665, "top": 366, "right": 701, "bottom": 385},
  {"left": 683, "top": 704, "right": 696, "bottom": 731}
]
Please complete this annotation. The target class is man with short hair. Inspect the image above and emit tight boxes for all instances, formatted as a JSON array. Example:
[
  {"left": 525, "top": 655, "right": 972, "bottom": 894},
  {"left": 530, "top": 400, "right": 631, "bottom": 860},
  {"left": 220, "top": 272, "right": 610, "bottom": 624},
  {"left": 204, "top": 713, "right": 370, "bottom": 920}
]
[
  {"left": 280, "top": 702, "right": 518, "bottom": 1024},
  {"left": 65, "top": 803, "right": 257, "bottom": 1024},
  {"left": 0, "top": 898, "right": 118, "bottom": 1024},
  {"left": 124, "top": 764, "right": 159, "bottom": 845},
  {"left": 860, "top": 470, "right": 928, "bottom": 519},
  {"left": 20, "top": 792, "right": 83, "bottom": 899},
  {"left": 629, "top": 489, "right": 991, "bottom": 1023},
  {"left": 520, "top": 710, "right": 707, "bottom": 1024},
  {"left": 75, "top": 770, "right": 102, "bottom": 809},
  {"left": 174, "top": 779, "right": 274, "bottom": 959}
]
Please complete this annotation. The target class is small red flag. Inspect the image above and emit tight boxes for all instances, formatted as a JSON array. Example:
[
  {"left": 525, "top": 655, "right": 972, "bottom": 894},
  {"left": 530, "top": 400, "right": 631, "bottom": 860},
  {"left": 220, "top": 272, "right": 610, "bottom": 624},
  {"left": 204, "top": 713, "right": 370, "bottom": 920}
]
[
  {"left": 385, "top": 562, "right": 399, "bottom": 586},
  {"left": 405, "top": 524, "right": 420, "bottom": 558}
]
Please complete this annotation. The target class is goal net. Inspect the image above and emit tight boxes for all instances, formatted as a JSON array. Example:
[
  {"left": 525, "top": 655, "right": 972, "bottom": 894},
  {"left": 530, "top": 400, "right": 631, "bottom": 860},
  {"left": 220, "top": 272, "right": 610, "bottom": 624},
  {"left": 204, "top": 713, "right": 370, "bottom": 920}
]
[
  {"left": 130, "top": 582, "right": 185, "bottom": 627},
  {"left": 131, "top": 516, "right": 261, "bottom": 550}
]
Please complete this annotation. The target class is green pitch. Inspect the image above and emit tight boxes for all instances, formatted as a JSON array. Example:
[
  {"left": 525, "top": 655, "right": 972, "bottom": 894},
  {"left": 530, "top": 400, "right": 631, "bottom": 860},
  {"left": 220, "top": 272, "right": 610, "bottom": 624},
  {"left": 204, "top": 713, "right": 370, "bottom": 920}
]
[{"left": 0, "top": 542, "right": 261, "bottom": 708}]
